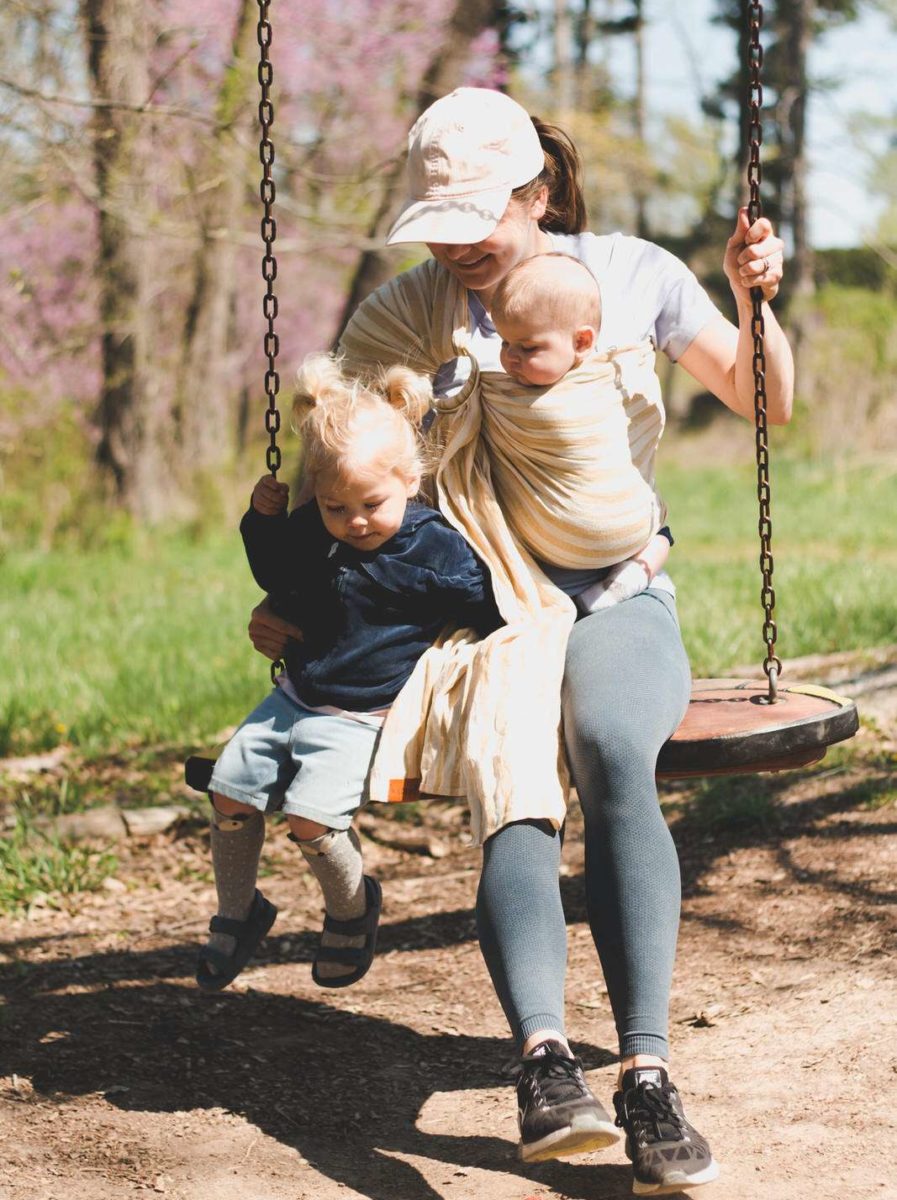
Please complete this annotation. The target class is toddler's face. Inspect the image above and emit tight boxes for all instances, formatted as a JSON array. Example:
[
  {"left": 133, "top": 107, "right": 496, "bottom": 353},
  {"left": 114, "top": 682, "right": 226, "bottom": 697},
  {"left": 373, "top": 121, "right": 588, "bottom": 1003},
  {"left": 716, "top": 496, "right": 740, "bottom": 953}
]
[
  {"left": 316, "top": 460, "right": 419, "bottom": 549},
  {"left": 495, "top": 316, "right": 584, "bottom": 387}
]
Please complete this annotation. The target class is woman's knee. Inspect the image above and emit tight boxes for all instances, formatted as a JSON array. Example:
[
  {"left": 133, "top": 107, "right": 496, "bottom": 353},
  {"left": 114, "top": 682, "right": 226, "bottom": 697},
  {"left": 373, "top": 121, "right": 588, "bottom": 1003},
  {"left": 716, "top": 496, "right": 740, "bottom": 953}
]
[{"left": 564, "top": 699, "right": 658, "bottom": 770}]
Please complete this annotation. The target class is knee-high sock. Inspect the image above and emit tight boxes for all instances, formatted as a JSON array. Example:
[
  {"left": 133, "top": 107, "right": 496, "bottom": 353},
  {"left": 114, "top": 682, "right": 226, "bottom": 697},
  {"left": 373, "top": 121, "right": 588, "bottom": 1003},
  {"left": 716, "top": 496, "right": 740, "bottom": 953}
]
[
  {"left": 295, "top": 827, "right": 366, "bottom": 981},
  {"left": 206, "top": 805, "right": 265, "bottom": 962},
  {"left": 294, "top": 827, "right": 366, "bottom": 919},
  {"left": 476, "top": 819, "right": 567, "bottom": 1048}
]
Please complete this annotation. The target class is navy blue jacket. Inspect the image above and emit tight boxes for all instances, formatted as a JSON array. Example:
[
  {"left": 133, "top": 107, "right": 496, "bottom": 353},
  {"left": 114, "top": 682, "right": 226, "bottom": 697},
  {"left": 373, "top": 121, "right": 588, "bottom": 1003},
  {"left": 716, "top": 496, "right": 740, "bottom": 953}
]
[{"left": 240, "top": 501, "right": 501, "bottom": 711}]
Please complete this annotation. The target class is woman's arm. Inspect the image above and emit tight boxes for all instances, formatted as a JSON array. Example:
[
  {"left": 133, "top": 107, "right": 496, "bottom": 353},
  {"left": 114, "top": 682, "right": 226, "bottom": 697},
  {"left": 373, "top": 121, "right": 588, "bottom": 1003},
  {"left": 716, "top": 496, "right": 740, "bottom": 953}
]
[
  {"left": 677, "top": 209, "right": 794, "bottom": 425},
  {"left": 248, "top": 597, "right": 304, "bottom": 660}
]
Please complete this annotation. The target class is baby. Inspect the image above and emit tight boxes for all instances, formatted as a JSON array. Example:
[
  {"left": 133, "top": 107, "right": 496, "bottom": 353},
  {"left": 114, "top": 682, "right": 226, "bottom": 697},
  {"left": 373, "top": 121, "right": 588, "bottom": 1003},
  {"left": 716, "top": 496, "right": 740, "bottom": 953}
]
[{"left": 490, "top": 252, "right": 672, "bottom": 611}]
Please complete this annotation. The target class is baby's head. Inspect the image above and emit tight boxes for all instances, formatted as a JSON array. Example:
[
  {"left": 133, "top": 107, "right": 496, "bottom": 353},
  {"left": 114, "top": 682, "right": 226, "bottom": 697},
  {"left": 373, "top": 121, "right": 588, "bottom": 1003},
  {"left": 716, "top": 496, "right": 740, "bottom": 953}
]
[
  {"left": 491, "top": 253, "right": 601, "bottom": 387},
  {"left": 293, "top": 354, "right": 432, "bottom": 549}
]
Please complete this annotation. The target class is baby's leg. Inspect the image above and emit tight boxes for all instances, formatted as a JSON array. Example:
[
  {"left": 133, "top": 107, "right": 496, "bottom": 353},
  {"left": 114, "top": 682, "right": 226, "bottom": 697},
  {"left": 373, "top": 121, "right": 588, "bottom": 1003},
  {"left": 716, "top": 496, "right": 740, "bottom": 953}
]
[
  {"left": 199, "top": 689, "right": 298, "bottom": 982},
  {"left": 283, "top": 712, "right": 383, "bottom": 986},
  {"left": 287, "top": 816, "right": 370, "bottom": 983},
  {"left": 204, "top": 793, "right": 266, "bottom": 969}
]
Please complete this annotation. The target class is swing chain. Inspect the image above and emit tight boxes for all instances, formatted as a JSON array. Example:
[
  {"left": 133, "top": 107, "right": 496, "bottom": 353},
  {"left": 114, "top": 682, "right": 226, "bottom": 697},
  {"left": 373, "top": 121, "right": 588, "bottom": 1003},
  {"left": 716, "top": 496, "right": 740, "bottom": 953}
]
[
  {"left": 257, "top": 0, "right": 281, "bottom": 481},
  {"left": 256, "top": 0, "right": 284, "bottom": 684},
  {"left": 747, "top": 1, "right": 781, "bottom": 702}
]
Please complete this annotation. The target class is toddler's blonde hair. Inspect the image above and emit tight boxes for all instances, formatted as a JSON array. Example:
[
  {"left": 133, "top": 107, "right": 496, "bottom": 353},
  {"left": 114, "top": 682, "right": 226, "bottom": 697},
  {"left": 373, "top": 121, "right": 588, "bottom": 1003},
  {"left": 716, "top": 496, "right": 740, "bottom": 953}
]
[
  {"left": 292, "top": 353, "right": 433, "bottom": 489},
  {"left": 491, "top": 252, "right": 601, "bottom": 333}
]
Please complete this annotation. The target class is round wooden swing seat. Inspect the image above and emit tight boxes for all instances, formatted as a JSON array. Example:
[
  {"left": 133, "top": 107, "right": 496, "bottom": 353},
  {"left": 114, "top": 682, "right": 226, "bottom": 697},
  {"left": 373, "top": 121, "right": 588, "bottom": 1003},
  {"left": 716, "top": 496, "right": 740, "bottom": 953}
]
[{"left": 655, "top": 677, "right": 859, "bottom": 778}]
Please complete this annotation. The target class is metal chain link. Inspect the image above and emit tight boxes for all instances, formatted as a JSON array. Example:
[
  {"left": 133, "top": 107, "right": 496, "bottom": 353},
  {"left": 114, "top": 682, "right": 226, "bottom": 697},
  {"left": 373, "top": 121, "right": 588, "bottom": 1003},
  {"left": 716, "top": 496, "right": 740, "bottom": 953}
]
[
  {"left": 256, "top": 0, "right": 284, "bottom": 683},
  {"left": 747, "top": 1, "right": 781, "bottom": 702}
]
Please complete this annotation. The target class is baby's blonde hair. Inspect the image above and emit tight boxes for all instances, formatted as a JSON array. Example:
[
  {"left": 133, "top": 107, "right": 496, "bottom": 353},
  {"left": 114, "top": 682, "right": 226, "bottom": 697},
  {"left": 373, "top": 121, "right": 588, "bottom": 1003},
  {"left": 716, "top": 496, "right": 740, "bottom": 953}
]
[
  {"left": 292, "top": 353, "right": 432, "bottom": 490},
  {"left": 491, "top": 252, "right": 601, "bottom": 333}
]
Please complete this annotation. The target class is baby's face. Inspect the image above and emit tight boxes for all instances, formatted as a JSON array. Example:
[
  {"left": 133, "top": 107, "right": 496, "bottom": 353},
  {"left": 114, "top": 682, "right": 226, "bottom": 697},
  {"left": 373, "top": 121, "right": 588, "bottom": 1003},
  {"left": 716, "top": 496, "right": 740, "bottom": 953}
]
[
  {"left": 495, "top": 316, "right": 582, "bottom": 387},
  {"left": 316, "top": 460, "right": 418, "bottom": 549}
]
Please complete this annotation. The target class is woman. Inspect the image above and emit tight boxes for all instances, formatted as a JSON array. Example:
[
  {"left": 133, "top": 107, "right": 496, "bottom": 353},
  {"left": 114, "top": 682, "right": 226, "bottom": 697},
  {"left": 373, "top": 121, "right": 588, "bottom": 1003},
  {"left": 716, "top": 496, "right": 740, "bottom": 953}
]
[{"left": 250, "top": 87, "right": 793, "bottom": 1194}]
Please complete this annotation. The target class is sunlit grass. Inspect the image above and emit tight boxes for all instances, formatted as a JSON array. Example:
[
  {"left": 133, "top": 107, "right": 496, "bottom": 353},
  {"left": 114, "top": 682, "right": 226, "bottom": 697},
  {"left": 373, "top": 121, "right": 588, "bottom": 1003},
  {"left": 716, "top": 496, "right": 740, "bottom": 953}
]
[
  {"left": 0, "top": 530, "right": 268, "bottom": 757},
  {"left": 1, "top": 459, "right": 894, "bottom": 757},
  {"left": 0, "top": 797, "right": 118, "bottom": 912},
  {"left": 658, "top": 457, "right": 897, "bottom": 675}
]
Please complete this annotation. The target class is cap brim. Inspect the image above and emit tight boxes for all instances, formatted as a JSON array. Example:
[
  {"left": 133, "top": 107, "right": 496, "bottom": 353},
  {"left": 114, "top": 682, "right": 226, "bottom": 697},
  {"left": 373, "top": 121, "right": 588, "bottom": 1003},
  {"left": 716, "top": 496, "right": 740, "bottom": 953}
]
[{"left": 385, "top": 186, "right": 511, "bottom": 246}]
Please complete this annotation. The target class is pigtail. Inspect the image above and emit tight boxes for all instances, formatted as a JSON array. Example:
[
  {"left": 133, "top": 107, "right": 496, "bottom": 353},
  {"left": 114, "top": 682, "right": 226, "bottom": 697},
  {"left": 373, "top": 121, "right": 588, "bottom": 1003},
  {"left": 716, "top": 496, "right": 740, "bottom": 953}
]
[
  {"left": 289, "top": 352, "right": 432, "bottom": 488},
  {"left": 378, "top": 365, "right": 433, "bottom": 429},
  {"left": 292, "top": 351, "right": 348, "bottom": 431}
]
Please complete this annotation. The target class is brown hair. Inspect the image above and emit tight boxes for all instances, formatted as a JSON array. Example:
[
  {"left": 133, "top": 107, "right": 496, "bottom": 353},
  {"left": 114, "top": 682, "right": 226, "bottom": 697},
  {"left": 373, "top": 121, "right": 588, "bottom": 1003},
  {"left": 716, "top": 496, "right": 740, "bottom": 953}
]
[{"left": 512, "top": 118, "right": 587, "bottom": 234}]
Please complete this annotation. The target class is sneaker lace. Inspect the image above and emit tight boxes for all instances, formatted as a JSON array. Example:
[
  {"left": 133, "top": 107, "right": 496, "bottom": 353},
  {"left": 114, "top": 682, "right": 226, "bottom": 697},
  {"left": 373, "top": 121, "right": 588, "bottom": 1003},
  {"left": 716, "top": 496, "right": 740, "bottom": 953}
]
[
  {"left": 617, "top": 1083, "right": 684, "bottom": 1143},
  {"left": 530, "top": 1047, "right": 588, "bottom": 1103}
]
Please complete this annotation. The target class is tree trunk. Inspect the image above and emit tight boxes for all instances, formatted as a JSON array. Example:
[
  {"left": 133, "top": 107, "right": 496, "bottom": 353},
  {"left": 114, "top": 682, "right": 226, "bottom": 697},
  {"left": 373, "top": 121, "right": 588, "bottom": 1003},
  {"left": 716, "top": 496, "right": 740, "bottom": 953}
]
[
  {"left": 632, "top": 0, "right": 649, "bottom": 238},
  {"left": 728, "top": 0, "right": 753, "bottom": 217},
  {"left": 553, "top": 0, "right": 575, "bottom": 116},
  {"left": 174, "top": 0, "right": 258, "bottom": 474},
  {"left": 82, "top": 0, "right": 169, "bottom": 520},
  {"left": 778, "top": 0, "right": 814, "bottom": 300},
  {"left": 574, "top": 0, "right": 595, "bottom": 109},
  {"left": 331, "top": 0, "right": 503, "bottom": 347}
]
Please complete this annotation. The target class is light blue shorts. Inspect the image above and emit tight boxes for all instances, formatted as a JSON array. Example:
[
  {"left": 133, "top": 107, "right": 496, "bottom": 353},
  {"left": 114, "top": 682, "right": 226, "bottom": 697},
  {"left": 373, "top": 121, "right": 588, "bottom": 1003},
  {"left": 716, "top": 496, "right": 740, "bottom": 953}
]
[{"left": 208, "top": 688, "right": 381, "bottom": 829}]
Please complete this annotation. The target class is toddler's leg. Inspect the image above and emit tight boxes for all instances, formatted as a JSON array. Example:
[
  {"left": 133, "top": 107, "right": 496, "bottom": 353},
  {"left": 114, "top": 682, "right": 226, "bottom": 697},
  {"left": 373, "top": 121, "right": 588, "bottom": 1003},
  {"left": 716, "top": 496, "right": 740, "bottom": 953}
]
[
  {"left": 288, "top": 816, "right": 376, "bottom": 984},
  {"left": 203, "top": 793, "right": 266, "bottom": 971}
]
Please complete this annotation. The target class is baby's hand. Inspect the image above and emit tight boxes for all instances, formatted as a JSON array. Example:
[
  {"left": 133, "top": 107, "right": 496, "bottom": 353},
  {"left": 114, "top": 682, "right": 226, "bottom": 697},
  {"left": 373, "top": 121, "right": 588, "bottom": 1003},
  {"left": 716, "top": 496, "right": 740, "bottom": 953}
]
[
  {"left": 251, "top": 475, "right": 289, "bottom": 515},
  {"left": 576, "top": 559, "right": 651, "bottom": 614}
]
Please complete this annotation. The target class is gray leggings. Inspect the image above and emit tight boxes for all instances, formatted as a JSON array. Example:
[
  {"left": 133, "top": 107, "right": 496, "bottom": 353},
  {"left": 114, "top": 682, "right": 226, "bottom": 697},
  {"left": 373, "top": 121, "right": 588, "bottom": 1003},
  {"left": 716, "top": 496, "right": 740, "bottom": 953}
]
[{"left": 475, "top": 589, "right": 691, "bottom": 1059}]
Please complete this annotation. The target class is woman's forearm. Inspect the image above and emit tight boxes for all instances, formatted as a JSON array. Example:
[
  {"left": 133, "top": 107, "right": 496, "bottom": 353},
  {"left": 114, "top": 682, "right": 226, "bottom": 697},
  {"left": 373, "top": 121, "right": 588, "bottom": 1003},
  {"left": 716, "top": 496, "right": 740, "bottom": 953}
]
[{"left": 732, "top": 295, "right": 794, "bottom": 425}]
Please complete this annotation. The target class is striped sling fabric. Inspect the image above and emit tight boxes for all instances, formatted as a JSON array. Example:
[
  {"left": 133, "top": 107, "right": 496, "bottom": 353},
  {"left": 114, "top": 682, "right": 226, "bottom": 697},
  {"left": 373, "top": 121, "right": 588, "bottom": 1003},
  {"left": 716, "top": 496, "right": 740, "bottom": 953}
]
[{"left": 341, "top": 260, "right": 667, "bottom": 843}]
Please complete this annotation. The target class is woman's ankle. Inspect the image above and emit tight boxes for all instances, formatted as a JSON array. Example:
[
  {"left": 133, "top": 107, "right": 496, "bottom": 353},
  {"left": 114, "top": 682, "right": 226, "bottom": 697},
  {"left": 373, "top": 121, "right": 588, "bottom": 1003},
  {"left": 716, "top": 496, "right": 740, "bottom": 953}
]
[
  {"left": 522, "top": 1028, "right": 570, "bottom": 1056},
  {"left": 617, "top": 1053, "right": 667, "bottom": 1087}
]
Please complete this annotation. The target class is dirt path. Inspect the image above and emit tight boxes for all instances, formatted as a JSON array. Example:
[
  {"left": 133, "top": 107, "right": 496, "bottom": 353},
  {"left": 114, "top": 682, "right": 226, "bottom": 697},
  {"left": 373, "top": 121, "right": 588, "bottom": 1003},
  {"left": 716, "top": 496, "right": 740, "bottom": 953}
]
[{"left": 1, "top": 660, "right": 895, "bottom": 1200}]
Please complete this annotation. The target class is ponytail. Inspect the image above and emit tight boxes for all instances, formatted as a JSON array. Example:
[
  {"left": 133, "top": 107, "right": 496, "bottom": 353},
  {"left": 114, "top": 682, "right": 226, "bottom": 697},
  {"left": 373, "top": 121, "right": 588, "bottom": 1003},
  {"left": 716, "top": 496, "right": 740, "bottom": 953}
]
[{"left": 513, "top": 117, "right": 587, "bottom": 235}]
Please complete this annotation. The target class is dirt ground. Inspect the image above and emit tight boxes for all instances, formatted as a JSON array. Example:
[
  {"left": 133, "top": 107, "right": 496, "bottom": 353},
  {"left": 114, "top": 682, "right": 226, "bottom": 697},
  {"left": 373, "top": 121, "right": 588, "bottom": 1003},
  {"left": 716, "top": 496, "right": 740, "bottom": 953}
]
[{"left": 1, "top": 651, "right": 895, "bottom": 1200}]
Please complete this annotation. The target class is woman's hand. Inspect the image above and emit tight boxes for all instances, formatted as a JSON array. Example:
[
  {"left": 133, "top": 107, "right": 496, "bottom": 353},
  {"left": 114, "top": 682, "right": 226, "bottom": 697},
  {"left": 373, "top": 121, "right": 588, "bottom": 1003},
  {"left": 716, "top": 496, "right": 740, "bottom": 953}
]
[
  {"left": 248, "top": 597, "right": 303, "bottom": 660},
  {"left": 724, "top": 207, "right": 784, "bottom": 304},
  {"left": 251, "top": 474, "right": 290, "bottom": 516}
]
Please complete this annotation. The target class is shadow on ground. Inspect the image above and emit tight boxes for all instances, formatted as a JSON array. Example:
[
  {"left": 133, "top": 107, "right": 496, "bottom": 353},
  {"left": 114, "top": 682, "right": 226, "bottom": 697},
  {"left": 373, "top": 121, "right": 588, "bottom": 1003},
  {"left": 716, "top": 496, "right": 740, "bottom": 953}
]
[{"left": 0, "top": 967, "right": 638, "bottom": 1200}]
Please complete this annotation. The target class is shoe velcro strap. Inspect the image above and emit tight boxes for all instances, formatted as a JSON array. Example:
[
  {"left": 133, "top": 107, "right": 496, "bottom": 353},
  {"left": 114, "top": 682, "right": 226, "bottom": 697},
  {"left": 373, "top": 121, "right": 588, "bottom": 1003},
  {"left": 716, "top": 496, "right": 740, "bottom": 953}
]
[
  {"left": 314, "top": 945, "right": 367, "bottom": 964},
  {"left": 197, "top": 945, "right": 235, "bottom": 973},
  {"left": 321, "top": 910, "right": 370, "bottom": 936},
  {"left": 209, "top": 913, "right": 252, "bottom": 936}
]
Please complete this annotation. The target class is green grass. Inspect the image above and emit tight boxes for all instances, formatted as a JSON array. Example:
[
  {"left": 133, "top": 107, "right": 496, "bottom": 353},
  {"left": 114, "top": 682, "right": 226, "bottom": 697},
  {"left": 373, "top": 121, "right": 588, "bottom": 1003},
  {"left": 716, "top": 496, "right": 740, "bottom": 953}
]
[
  {"left": 658, "top": 457, "right": 897, "bottom": 675},
  {"left": 0, "top": 796, "right": 118, "bottom": 911},
  {"left": 0, "top": 530, "right": 268, "bottom": 758},
  {"left": 0, "top": 459, "right": 894, "bottom": 760}
]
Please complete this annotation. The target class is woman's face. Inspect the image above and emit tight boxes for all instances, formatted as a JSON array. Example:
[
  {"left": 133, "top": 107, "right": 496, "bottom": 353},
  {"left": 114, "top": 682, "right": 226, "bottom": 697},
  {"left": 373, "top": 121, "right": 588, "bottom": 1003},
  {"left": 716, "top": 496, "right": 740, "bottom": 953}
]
[{"left": 426, "top": 189, "right": 549, "bottom": 300}]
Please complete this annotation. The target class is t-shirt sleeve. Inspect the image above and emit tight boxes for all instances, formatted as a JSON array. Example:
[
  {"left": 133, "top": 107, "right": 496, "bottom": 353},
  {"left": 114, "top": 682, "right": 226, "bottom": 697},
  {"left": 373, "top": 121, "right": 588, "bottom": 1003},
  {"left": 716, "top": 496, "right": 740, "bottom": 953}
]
[
  {"left": 650, "top": 246, "right": 724, "bottom": 361},
  {"left": 556, "top": 231, "right": 724, "bottom": 363}
]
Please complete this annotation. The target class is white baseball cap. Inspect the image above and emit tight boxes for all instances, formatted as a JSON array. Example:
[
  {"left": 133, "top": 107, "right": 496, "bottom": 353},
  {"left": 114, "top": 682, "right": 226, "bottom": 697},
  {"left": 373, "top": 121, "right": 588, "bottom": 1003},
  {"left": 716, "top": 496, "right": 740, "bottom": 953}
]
[{"left": 385, "top": 88, "right": 546, "bottom": 247}]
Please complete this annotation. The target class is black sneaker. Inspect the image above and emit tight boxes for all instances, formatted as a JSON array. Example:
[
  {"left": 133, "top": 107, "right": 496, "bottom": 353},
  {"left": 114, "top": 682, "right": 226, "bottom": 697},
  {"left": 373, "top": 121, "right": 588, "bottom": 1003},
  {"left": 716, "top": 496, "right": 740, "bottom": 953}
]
[
  {"left": 517, "top": 1040, "right": 620, "bottom": 1163},
  {"left": 613, "top": 1065, "right": 719, "bottom": 1195}
]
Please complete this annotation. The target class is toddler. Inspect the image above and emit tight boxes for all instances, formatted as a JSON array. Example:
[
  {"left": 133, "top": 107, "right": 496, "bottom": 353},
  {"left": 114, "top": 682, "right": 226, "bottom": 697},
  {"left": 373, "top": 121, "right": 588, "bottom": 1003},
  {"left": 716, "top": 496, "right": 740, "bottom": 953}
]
[
  {"left": 490, "top": 252, "right": 672, "bottom": 610},
  {"left": 197, "top": 354, "right": 498, "bottom": 992}
]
